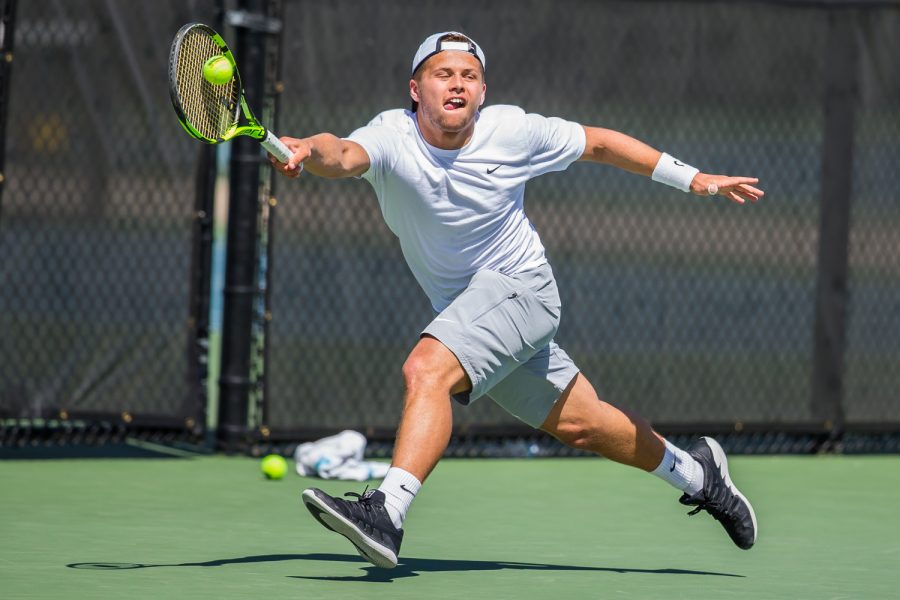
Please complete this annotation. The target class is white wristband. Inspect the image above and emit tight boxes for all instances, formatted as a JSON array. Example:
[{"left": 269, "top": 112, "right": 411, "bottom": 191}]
[{"left": 651, "top": 153, "right": 699, "bottom": 192}]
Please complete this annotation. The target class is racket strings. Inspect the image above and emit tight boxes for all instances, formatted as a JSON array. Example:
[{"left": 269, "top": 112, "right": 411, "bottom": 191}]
[{"left": 175, "top": 28, "right": 238, "bottom": 140}]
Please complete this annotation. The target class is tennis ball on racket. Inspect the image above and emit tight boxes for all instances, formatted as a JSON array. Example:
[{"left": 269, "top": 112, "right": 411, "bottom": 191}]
[
  {"left": 260, "top": 454, "right": 288, "bottom": 480},
  {"left": 202, "top": 55, "right": 233, "bottom": 85}
]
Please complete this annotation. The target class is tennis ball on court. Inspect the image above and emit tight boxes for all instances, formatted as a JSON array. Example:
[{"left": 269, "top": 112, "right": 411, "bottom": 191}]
[
  {"left": 202, "top": 55, "right": 233, "bottom": 85},
  {"left": 261, "top": 454, "right": 288, "bottom": 480}
]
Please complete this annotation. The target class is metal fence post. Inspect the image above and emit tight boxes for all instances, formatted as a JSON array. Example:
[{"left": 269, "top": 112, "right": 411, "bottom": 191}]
[
  {"left": 0, "top": 0, "right": 17, "bottom": 215},
  {"left": 810, "top": 7, "right": 859, "bottom": 443},
  {"left": 218, "top": 0, "right": 274, "bottom": 452}
]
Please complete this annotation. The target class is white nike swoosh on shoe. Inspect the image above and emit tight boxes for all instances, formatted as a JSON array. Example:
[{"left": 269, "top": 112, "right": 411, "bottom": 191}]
[
  {"left": 702, "top": 437, "right": 758, "bottom": 545},
  {"left": 301, "top": 489, "right": 398, "bottom": 568}
]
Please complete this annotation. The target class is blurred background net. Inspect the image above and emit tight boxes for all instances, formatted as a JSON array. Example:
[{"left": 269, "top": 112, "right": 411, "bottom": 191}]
[
  {"left": 844, "top": 8, "right": 900, "bottom": 425},
  {"left": 1, "top": 0, "right": 897, "bottom": 453},
  {"left": 266, "top": 0, "right": 899, "bottom": 436},
  {"left": 0, "top": 0, "right": 216, "bottom": 439}
]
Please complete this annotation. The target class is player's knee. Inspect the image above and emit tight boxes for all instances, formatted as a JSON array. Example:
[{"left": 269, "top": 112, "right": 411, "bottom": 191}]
[{"left": 401, "top": 354, "right": 442, "bottom": 394}]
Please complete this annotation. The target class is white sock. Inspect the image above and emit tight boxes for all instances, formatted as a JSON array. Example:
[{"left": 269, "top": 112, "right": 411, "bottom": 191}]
[
  {"left": 377, "top": 467, "right": 421, "bottom": 529},
  {"left": 651, "top": 440, "right": 704, "bottom": 495}
]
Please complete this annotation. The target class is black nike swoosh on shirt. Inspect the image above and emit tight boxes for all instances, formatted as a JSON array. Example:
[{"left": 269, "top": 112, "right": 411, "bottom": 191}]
[{"left": 486, "top": 165, "right": 502, "bottom": 174}]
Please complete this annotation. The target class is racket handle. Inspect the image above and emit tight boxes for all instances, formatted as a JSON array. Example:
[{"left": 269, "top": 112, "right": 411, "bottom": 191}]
[{"left": 261, "top": 130, "right": 299, "bottom": 168}]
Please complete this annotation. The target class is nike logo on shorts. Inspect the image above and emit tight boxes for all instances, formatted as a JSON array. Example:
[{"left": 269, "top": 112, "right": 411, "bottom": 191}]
[{"left": 487, "top": 165, "right": 502, "bottom": 174}]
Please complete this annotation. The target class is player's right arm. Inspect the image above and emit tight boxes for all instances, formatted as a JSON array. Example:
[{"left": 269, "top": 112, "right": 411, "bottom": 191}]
[{"left": 268, "top": 134, "right": 370, "bottom": 179}]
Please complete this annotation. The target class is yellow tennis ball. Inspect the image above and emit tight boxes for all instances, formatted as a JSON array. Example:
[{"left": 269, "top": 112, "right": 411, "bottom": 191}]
[
  {"left": 203, "top": 55, "right": 233, "bottom": 85},
  {"left": 261, "top": 454, "right": 288, "bottom": 480}
]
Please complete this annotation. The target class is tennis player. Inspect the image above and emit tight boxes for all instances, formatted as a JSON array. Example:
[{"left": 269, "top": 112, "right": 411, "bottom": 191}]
[{"left": 270, "top": 32, "right": 763, "bottom": 569}]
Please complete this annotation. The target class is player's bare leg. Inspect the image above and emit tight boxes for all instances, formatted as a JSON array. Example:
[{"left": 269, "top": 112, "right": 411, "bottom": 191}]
[
  {"left": 301, "top": 335, "right": 468, "bottom": 568},
  {"left": 539, "top": 373, "right": 665, "bottom": 470},
  {"left": 541, "top": 373, "right": 757, "bottom": 549},
  {"left": 392, "top": 334, "right": 470, "bottom": 481}
]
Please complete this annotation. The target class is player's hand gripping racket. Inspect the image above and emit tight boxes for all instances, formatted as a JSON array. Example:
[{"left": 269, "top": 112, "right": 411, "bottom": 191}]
[{"left": 168, "top": 22, "right": 294, "bottom": 164}]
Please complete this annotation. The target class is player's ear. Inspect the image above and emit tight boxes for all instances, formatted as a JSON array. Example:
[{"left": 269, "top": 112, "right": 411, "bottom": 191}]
[
  {"left": 410, "top": 79, "right": 420, "bottom": 104},
  {"left": 479, "top": 83, "right": 486, "bottom": 106}
]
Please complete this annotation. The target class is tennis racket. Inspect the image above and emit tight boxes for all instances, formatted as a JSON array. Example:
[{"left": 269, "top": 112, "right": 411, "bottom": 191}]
[{"left": 168, "top": 22, "right": 293, "bottom": 163}]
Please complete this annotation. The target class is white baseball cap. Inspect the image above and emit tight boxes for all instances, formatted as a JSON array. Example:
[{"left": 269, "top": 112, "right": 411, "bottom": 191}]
[{"left": 411, "top": 31, "right": 486, "bottom": 76}]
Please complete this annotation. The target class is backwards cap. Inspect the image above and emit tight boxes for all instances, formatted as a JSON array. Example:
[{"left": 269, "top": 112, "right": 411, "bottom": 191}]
[{"left": 411, "top": 31, "right": 486, "bottom": 75}]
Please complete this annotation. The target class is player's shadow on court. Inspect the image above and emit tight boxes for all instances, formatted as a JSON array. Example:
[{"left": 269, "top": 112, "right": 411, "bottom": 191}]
[
  {"left": 289, "top": 553, "right": 745, "bottom": 582},
  {"left": 66, "top": 552, "right": 743, "bottom": 582}
]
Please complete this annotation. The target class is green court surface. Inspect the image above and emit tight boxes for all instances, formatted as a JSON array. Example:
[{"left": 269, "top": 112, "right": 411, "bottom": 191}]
[{"left": 2, "top": 454, "right": 898, "bottom": 599}]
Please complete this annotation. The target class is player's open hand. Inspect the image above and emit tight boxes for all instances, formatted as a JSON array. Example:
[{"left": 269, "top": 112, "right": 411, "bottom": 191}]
[
  {"left": 690, "top": 174, "right": 764, "bottom": 205},
  {"left": 268, "top": 137, "right": 310, "bottom": 179}
]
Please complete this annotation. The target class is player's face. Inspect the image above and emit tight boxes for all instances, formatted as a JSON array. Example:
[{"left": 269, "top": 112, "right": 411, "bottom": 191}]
[{"left": 411, "top": 52, "right": 485, "bottom": 139}]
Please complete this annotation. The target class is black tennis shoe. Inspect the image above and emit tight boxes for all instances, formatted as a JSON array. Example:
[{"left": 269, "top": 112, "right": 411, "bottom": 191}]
[
  {"left": 679, "top": 437, "right": 758, "bottom": 549},
  {"left": 301, "top": 487, "right": 403, "bottom": 568}
]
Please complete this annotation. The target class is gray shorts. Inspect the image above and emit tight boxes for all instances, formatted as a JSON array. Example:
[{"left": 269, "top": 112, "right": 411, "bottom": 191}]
[{"left": 422, "top": 263, "right": 580, "bottom": 428}]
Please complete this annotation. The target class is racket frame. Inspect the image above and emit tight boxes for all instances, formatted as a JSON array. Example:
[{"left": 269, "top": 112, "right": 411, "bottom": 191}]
[{"left": 168, "top": 22, "right": 292, "bottom": 162}]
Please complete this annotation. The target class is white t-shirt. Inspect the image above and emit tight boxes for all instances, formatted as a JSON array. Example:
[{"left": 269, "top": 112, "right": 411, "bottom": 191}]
[{"left": 347, "top": 104, "right": 586, "bottom": 312}]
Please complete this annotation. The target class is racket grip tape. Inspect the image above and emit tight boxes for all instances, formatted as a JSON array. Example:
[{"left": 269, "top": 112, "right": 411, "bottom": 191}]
[{"left": 261, "top": 130, "right": 299, "bottom": 168}]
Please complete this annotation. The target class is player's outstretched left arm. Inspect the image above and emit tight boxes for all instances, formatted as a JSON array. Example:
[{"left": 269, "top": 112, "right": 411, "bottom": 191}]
[{"left": 579, "top": 126, "right": 764, "bottom": 205}]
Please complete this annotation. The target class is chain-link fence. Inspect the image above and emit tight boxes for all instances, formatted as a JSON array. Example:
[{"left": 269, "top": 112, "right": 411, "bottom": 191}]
[
  {"left": 264, "top": 0, "right": 900, "bottom": 439},
  {"left": 844, "top": 8, "right": 900, "bottom": 426},
  {"left": 2, "top": 1, "right": 897, "bottom": 455},
  {"left": 0, "top": 0, "right": 219, "bottom": 445}
]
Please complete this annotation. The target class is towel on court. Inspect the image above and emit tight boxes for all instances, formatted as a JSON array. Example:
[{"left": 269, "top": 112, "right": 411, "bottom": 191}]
[{"left": 294, "top": 430, "right": 389, "bottom": 481}]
